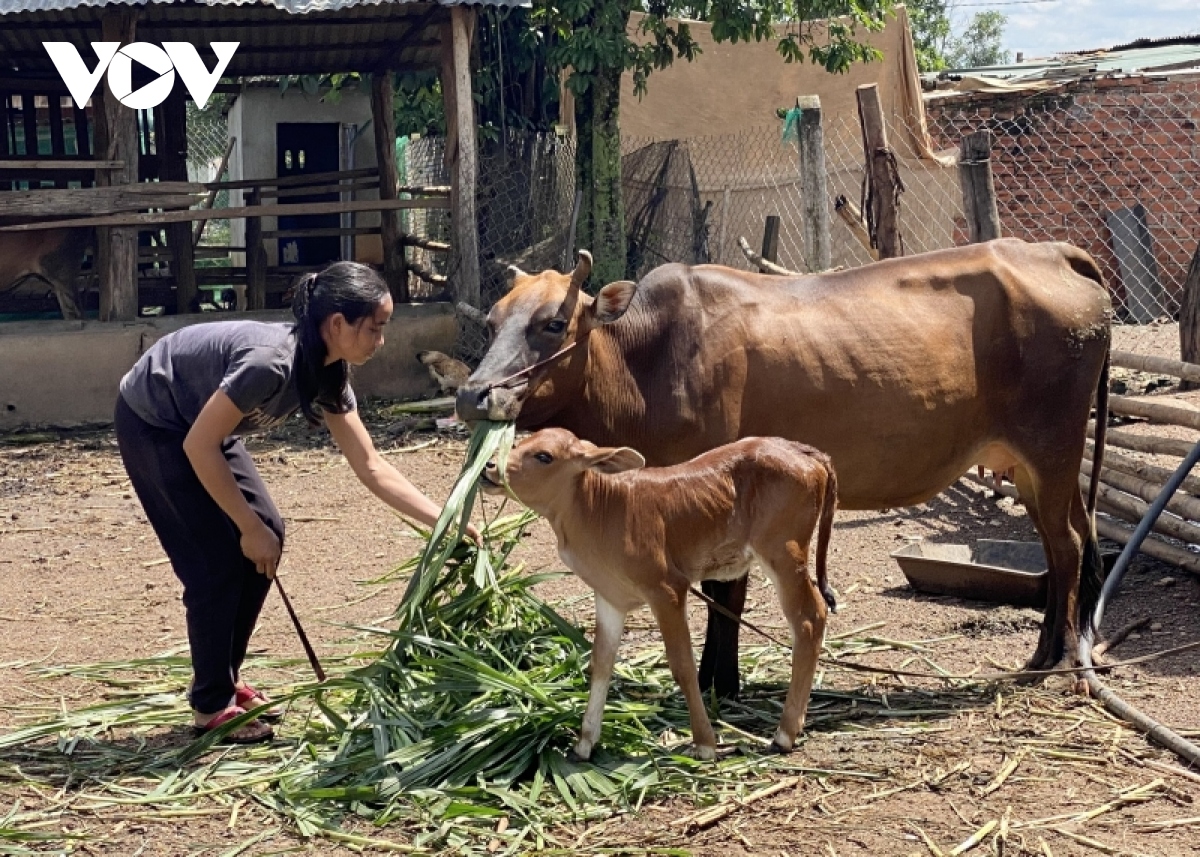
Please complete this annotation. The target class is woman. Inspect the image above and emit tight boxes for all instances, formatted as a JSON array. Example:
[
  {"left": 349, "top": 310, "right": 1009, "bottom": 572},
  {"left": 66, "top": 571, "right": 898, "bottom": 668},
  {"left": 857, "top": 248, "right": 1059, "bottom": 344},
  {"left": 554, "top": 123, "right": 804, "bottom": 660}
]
[{"left": 116, "top": 262, "right": 469, "bottom": 743}]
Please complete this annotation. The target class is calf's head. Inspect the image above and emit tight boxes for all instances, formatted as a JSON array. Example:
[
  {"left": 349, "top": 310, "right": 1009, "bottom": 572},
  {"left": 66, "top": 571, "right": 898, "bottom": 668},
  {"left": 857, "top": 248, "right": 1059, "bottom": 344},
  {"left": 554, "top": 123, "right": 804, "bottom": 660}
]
[
  {"left": 480, "top": 428, "right": 645, "bottom": 514},
  {"left": 455, "top": 251, "right": 639, "bottom": 423}
]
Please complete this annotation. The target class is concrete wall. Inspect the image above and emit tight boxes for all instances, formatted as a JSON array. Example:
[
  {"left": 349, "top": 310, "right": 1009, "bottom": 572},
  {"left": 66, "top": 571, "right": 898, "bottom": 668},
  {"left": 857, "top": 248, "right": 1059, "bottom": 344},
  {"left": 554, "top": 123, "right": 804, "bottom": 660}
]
[
  {"left": 0, "top": 303, "right": 456, "bottom": 430},
  {"left": 227, "top": 85, "right": 382, "bottom": 267}
]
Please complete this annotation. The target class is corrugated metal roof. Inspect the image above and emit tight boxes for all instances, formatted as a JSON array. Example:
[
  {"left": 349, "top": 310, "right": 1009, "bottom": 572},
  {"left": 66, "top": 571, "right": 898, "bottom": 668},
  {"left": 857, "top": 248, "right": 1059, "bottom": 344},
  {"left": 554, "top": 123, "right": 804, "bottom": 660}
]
[
  {"left": 0, "top": 0, "right": 520, "bottom": 14},
  {"left": 0, "top": 0, "right": 526, "bottom": 77},
  {"left": 942, "top": 37, "right": 1200, "bottom": 81}
]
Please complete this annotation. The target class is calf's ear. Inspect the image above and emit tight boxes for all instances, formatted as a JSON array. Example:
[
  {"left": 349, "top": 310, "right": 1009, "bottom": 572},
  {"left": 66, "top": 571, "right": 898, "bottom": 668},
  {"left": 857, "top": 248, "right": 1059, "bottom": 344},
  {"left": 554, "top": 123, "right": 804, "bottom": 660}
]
[
  {"left": 591, "top": 281, "right": 637, "bottom": 324},
  {"left": 585, "top": 446, "right": 646, "bottom": 474}
]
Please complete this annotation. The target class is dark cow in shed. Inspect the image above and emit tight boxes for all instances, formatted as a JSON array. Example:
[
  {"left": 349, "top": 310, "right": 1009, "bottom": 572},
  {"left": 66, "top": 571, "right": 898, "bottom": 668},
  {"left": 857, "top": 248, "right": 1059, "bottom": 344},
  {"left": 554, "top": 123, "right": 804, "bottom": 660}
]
[
  {"left": 0, "top": 224, "right": 91, "bottom": 319},
  {"left": 457, "top": 240, "right": 1112, "bottom": 691}
]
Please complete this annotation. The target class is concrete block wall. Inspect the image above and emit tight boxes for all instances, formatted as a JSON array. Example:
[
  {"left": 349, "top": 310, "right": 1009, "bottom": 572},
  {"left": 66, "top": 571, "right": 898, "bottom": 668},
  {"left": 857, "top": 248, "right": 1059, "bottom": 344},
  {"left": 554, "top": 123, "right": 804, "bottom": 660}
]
[{"left": 0, "top": 304, "right": 456, "bottom": 431}]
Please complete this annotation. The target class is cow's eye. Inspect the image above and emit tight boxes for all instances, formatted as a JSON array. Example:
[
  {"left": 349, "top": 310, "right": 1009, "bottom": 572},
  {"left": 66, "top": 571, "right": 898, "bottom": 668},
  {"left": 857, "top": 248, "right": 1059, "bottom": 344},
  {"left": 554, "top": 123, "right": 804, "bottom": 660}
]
[
  {"left": 544, "top": 319, "right": 567, "bottom": 335},
  {"left": 534, "top": 452, "right": 554, "bottom": 464}
]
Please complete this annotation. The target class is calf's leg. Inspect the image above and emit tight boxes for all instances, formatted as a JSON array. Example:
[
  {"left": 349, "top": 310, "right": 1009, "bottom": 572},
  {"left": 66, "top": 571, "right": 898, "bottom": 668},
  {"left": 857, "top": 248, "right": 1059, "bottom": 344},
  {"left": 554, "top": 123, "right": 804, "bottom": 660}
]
[
  {"left": 761, "top": 542, "right": 827, "bottom": 752},
  {"left": 651, "top": 592, "right": 718, "bottom": 760},
  {"left": 697, "top": 576, "right": 747, "bottom": 699},
  {"left": 572, "top": 596, "right": 626, "bottom": 761}
]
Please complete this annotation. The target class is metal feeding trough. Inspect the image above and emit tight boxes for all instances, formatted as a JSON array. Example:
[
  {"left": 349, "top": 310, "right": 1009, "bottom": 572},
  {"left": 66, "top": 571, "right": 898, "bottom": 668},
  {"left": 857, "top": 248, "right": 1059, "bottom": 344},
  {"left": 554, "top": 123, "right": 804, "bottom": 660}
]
[{"left": 889, "top": 539, "right": 1048, "bottom": 608}]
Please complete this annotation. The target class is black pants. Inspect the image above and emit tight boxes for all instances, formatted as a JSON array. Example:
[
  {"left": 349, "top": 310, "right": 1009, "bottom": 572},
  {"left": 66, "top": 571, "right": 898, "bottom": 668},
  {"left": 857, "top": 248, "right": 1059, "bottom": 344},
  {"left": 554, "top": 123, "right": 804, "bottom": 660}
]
[{"left": 115, "top": 395, "right": 283, "bottom": 714}]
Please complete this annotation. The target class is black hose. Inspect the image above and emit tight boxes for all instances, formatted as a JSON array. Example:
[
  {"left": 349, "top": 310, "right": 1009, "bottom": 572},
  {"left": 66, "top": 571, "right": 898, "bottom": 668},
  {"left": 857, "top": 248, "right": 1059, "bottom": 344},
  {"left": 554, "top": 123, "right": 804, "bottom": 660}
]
[{"left": 1079, "top": 438, "right": 1200, "bottom": 765}]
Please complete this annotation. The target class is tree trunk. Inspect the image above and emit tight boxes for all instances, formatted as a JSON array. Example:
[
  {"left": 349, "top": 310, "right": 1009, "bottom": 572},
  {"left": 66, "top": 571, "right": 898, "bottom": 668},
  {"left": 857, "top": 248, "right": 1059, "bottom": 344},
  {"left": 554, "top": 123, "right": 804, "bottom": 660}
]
[
  {"left": 573, "top": 14, "right": 628, "bottom": 287},
  {"left": 1179, "top": 241, "right": 1200, "bottom": 389}
]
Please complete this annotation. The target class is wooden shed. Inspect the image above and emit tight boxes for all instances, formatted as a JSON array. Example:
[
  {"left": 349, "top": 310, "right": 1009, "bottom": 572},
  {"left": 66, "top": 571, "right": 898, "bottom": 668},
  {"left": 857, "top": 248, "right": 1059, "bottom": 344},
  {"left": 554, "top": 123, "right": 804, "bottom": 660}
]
[{"left": 0, "top": 0, "right": 510, "bottom": 320}]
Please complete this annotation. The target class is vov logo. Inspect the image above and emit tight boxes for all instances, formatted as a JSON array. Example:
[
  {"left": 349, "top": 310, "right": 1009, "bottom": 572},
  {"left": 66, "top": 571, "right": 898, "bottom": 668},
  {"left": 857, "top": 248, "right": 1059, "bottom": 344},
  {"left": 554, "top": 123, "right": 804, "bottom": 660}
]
[{"left": 43, "top": 42, "right": 239, "bottom": 110}]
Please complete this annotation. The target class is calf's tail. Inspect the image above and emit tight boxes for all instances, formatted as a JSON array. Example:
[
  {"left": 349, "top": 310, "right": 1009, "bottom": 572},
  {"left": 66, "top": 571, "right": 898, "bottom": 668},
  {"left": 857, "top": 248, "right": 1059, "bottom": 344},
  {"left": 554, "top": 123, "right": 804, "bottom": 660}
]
[{"left": 815, "top": 458, "right": 839, "bottom": 614}]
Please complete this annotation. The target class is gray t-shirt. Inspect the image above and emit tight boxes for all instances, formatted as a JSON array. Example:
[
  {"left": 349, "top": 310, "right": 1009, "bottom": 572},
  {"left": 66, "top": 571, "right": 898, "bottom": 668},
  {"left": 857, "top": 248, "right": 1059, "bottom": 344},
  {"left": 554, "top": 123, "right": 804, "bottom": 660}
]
[{"left": 119, "top": 320, "right": 356, "bottom": 435}]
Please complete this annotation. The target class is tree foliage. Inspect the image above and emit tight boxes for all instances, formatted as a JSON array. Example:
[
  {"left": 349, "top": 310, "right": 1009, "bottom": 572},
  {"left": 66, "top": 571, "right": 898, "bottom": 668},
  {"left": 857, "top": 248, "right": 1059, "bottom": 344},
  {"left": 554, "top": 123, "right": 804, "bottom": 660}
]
[
  {"left": 904, "top": 0, "right": 952, "bottom": 72},
  {"left": 946, "top": 10, "right": 1010, "bottom": 69}
]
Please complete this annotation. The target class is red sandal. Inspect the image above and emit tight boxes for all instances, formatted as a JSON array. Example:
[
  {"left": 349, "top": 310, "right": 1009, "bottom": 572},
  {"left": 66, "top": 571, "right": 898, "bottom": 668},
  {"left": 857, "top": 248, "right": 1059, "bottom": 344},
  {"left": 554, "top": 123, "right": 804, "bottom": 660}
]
[
  {"left": 192, "top": 705, "right": 274, "bottom": 744},
  {"left": 235, "top": 684, "right": 284, "bottom": 721}
]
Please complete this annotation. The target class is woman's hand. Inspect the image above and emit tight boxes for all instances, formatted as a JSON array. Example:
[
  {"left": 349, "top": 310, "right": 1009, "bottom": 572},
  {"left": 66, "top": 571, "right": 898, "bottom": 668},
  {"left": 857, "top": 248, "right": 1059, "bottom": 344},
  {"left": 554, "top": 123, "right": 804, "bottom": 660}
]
[
  {"left": 241, "top": 520, "right": 282, "bottom": 578},
  {"left": 466, "top": 523, "right": 484, "bottom": 547}
]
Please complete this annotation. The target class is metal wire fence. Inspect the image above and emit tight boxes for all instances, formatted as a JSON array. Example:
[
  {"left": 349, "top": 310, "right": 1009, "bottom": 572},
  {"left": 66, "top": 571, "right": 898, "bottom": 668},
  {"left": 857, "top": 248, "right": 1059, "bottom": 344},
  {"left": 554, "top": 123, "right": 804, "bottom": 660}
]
[
  {"left": 620, "top": 78, "right": 1200, "bottom": 361},
  {"left": 185, "top": 98, "right": 232, "bottom": 249},
  {"left": 406, "top": 130, "right": 576, "bottom": 361},
  {"left": 182, "top": 76, "right": 1199, "bottom": 363}
]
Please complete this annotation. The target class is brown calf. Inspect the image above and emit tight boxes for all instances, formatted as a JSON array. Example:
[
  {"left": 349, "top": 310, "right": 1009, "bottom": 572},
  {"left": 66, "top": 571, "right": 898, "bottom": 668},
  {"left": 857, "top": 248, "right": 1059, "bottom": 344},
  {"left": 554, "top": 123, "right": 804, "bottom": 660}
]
[
  {"left": 481, "top": 428, "right": 838, "bottom": 761},
  {"left": 0, "top": 226, "right": 91, "bottom": 319}
]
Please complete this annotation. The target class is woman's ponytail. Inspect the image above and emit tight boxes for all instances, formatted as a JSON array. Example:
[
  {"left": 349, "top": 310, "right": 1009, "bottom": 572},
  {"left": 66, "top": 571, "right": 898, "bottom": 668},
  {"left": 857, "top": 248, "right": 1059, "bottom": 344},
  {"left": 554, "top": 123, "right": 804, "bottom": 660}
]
[{"left": 290, "top": 262, "right": 389, "bottom": 427}]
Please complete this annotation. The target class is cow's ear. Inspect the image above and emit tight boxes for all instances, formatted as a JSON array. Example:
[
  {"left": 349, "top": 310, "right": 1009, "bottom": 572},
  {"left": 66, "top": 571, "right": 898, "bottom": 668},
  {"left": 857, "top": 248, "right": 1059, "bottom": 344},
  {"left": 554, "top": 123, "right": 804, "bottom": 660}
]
[
  {"left": 585, "top": 446, "right": 645, "bottom": 474},
  {"left": 505, "top": 265, "right": 527, "bottom": 292},
  {"left": 592, "top": 280, "right": 637, "bottom": 324}
]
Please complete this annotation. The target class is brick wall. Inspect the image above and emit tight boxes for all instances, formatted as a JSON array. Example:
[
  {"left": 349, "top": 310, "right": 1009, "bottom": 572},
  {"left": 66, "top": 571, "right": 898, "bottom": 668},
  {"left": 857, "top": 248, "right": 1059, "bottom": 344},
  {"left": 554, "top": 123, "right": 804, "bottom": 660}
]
[{"left": 926, "top": 74, "right": 1200, "bottom": 321}]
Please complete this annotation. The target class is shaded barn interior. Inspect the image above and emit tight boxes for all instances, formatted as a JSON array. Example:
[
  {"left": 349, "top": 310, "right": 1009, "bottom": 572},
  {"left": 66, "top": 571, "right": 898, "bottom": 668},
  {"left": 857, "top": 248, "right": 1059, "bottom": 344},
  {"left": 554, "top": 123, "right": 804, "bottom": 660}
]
[{"left": 0, "top": 0, "right": 512, "bottom": 320}]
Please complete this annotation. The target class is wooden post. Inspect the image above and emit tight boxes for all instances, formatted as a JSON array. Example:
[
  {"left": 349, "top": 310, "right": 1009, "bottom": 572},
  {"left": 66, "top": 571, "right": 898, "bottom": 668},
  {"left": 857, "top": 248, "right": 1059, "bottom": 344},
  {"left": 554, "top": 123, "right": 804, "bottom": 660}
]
[
  {"left": 760, "top": 215, "right": 780, "bottom": 264},
  {"left": 959, "top": 129, "right": 1001, "bottom": 244},
  {"left": 796, "top": 95, "right": 831, "bottom": 272},
  {"left": 246, "top": 188, "right": 267, "bottom": 310},
  {"left": 97, "top": 6, "right": 140, "bottom": 321},
  {"left": 161, "top": 86, "right": 197, "bottom": 313},
  {"left": 855, "top": 83, "right": 903, "bottom": 260},
  {"left": 370, "top": 71, "right": 408, "bottom": 303},
  {"left": 440, "top": 6, "right": 480, "bottom": 308},
  {"left": 1179, "top": 242, "right": 1200, "bottom": 389}
]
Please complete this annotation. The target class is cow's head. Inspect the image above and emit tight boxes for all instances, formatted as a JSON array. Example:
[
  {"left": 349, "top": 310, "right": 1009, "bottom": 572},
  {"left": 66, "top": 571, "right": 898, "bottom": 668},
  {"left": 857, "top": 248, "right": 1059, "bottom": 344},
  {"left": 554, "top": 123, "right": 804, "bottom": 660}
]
[
  {"left": 455, "top": 250, "right": 638, "bottom": 423},
  {"left": 479, "top": 427, "right": 645, "bottom": 514}
]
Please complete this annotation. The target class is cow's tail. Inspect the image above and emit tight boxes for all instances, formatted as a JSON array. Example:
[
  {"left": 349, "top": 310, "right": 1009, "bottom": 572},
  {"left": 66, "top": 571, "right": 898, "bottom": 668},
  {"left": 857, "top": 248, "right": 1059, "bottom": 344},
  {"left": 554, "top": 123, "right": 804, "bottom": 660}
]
[
  {"left": 1069, "top": 242, "right": 1111, "bottom": 638},
  {"left": 1087, "top": 347, "right": 1110, "bottom": 519},
  {"left": 815, "top": 457, "right": 839, "bottom": 614}
]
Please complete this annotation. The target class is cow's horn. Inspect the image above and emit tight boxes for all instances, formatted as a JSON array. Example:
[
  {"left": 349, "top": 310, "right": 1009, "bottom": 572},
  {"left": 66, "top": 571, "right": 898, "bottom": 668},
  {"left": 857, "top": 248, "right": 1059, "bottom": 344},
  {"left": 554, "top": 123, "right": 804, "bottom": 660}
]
[
  {"left": 506, "top": 264, "right": 527, "bottom": 279},
  {"left": 570, "top": 250, "right": 593, "bottom": 289}
]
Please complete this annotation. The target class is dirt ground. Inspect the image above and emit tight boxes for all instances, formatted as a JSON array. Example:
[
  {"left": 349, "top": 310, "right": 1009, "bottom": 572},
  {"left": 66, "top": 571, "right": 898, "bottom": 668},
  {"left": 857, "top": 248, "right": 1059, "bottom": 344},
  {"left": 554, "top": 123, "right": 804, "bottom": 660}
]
[{"left": 3, "top": 393, "right": 1200, "bottom": 856}]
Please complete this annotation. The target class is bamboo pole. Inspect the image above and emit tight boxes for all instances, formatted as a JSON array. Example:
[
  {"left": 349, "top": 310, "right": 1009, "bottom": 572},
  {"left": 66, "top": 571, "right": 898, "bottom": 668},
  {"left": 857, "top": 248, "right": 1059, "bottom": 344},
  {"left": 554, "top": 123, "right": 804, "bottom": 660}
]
[
  {"left": 1087, "top": 477, "right": 1200, "bottom": 545},
  {"left": 1085, "top": 440, "right": 1200, "bottom": 497},
  {"left": 401, "top": 234, "right": 451, "bottom": 253},
  {"left": 834, "top": 194, "right": 879, "bottom": 260},
  {"left": 1109, "top": 395, "right": 1200, "bottom": 432},
  {"left": 1111, "top": 350, "right": 1200, "bottom": 385},
  {"left": 969, "top": 467, "right": 1200, "bottom": 575},
  {"left": 409, "top": 260, "right": 447, "bottom": 286},
  {"left": 1094, "top": 516, "right": 1200, "bottom": 577},
  {"left": 1081, "top": 458, "right": 1200, "bottom": 523},
  {"left": 738, "top": 236, "right": 800, "bottom": 276},
  {"left": 1088, "top": 423, "right": 1194, "bottom": 458}
]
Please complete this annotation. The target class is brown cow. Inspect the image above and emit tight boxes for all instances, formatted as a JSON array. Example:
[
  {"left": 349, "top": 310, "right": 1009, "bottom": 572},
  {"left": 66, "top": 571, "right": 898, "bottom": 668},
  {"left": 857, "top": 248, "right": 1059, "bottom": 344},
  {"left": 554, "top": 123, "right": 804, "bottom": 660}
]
[
  {"left": 0, "top": 225, "right": 91, "bottom": 319},
  {"left": 481, "top": 427, "right": 838, "bottom": 760},
  {"left": 457, "top": 240, "right": 1112, "bottom": 690}
]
